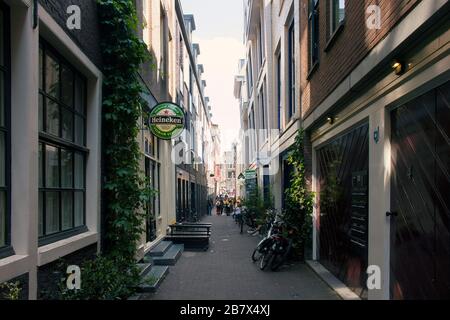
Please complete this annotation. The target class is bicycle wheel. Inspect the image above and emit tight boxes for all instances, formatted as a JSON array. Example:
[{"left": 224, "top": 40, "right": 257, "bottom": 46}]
[
  {"left": 259, "top": 251, "right": 273, "bottom": 270},
  {"left": 270, "top": 243, "right": 292, "bottom": 271},
  {"left": 270, "top": 253, "right": 286, "bottom": 271},
  {"left": 252, "top": 248, "right": 261, "bottom": 262}
]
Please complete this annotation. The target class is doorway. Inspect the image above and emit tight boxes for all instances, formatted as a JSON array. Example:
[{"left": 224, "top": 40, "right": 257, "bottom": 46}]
[
  {"left": 390, "top": 81, "right": 450, "bottom": 300},
  {"left": 316, "top": 123, "right": 370, "bottom": 298}
]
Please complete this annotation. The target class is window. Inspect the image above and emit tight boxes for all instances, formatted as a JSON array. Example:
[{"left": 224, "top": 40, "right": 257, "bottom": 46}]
[
  {"left": 309, "top": 0, "right": 320, "bottom": 68},
  {"left": 246, "top": 52, "right": 253, "bottom": 97},
  {"left": 330, "top": 0, "right": 345, "bottom": 35},
  {"left": 259, "top": 80, "right": 268, "bottom": 139},
  {"left": 288, "top": 21, "right": 296, "bottom": 120},
  {"left": 142, "top": 0, "right": 150, "bottom": 47},
  {"left": 145, "top": 150, "right": 160, "bottom": 242},
  {"left": 0, "top": 3, "right": 9, "bottom": 250},
  {"left": 258, "top": 19, "right": 265, "bottom": 67},
  {"left": 38, "top": 41, "right": 87, "bottom": 243},
  {"left": 160, "top": 7, "right": 169, "bottom": 82},
  {"left": 276, "top": 53, "right": 282, "bottom": 129}
]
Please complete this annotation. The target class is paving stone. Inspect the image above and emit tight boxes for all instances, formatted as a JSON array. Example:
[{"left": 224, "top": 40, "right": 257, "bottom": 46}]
[{"left": 141, "top": 215, "right": 340, "bottom": 300}]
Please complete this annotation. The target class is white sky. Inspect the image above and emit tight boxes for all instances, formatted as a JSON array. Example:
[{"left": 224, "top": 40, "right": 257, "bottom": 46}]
[{"left": 180, "top": 0, "right": 245, "bottom": 152}]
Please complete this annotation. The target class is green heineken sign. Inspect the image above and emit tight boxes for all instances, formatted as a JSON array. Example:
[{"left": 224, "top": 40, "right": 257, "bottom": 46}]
[{"left": 149, "top": 102, "right": 185, "bottom": 140}]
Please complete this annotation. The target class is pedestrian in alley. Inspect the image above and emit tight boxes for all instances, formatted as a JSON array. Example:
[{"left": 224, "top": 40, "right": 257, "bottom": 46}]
[
  {"left": 207, "top": 197, "right": 213, "bottom": 216},
  {"left": 216, "top": 197, "right": 223, "bottom": 216}
]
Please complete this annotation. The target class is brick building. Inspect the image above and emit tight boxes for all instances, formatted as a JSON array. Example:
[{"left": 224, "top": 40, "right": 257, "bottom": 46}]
[
  {"left": 238, "top": 0, "right": 450, "bottom": 299},
  {"left": 0, "top": 0, "right": 216, "bottom": 299}
]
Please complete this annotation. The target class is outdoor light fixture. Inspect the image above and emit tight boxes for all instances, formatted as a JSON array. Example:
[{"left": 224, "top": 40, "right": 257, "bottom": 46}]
[
  {"left": 392, "top": 59, "right": 405, "bottom": 75},
  {"left": 327, "top": 116, "right": 335, "bottom": 125}
]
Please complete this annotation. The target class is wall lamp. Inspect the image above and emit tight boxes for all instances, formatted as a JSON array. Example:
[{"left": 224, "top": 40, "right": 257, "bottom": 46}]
[
  {"left": 327, "top": 116, "right": 336, "bottom": 125},
  {"left": 392, "top": 59, "right": 406, "bottom": 75}
]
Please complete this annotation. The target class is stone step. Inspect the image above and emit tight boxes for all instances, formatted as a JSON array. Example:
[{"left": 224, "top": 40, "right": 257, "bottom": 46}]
[
  {"left": 152, "top": 244, "right": 184, "bottom": 266},
  {"left": 137, "top": 262, "right": 153, "bottom": 277},
  {"left": 137, "top": 266, "right": 169, "bottom": 293},
  {"left": 148, "top": 241, "right": 173, "bottom": 257}
]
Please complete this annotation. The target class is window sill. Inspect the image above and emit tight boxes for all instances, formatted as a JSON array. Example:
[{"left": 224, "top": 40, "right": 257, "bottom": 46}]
[
  {"left": 0, "top": 254, "right": 29, "bottom": 283},
  {"left": 38, "top": 226, "right": 89, "bottom": 247},
  {"left": 38, "top": 230, "right": 98, "bottom": 266},
  {"left": 324, "top": 22, "right": 345, "bottom": 52},
  {"left": 307, "top": 61, "right": 319, "bottom": 80}
]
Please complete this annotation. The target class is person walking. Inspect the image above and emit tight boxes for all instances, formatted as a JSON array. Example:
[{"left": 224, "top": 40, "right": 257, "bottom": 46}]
[{"left": 216, "top": 197, "right": 223, "bottom": 216}]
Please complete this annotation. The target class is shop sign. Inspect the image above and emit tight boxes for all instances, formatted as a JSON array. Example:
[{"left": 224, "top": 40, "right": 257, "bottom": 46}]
[{"left": 149, "top": 102, "right": 185, "bottom": 140}]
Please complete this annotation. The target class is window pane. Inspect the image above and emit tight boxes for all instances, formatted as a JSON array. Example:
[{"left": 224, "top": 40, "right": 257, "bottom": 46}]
[
  {"left": 61, "top": 108, "right": 74, "bottom": 141},
  {"left": 61, "top": 149, "right": 73, "bottom": 188},
  {"left": 0, "top": 11, "right": 3, "bottom": 67},
  {"left": 0, "top": 191, "right": 5, "bottom": 247},
  {"left": 45, "top": 192, "right": 60, "bottom": 235},
  {"left": 0, "top": 131, "right": 4, "bottom": 187},
  {"left": 45, "top": 53, "right": 60, "bottom": 99},
  {"left": 75, "top": 115, "right": 84, "bottom": 146},
  {"left": 74, "top": 191, "right": 84, "bottom": 227},
  {"left": 45, "top": 145, "right": 59, "bottom": 188},
  {"left": 38, "top": 143, "right": 43, "bottom": 188},
  {"left": 0, "top": 71, "right": 4, "bottom": 128},
  {"left": 337, "top": 0, "right": 345, "bottom": 22},
  {"left": 61, "top": 65, "right": 74, "bottom": 107},
  {"left": 62, "top": 191, "right": 73, "bottom": 231},
  {"left": 39, "top": 48, "right": 43, "bottom": 90},
  {"left": 39, "top": 94, "right": 44, "bottom": 132},
  {"left": 46, "top": 99, "right": 59, "bottom": 136},
  {"left": 0, "top": 10, "right": 4, "bottom": 67},
  {"left": 74, "top": 76, "right": 85, "bottom": 115},
  {"left": 74, "top": 153, "right": 84, "bottom": 189},
  {"left": 38, "top": 192, "right": 43, "bottom": 237}
]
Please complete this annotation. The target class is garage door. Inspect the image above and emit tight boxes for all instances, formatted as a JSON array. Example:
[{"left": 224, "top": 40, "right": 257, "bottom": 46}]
[{"left": 390, "top": 81, "right": 450, "bottom": 300}]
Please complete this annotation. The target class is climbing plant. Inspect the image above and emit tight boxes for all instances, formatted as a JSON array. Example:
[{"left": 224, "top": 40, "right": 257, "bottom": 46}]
[
  {"left": 283, "top": 129, "right": 315, "bottom": 259},
  {"left": 98, "top": 0, "right": 151, "bottom": 262},
  {"left": 59, "top": 0, "right": 153, "bottom": 300}
]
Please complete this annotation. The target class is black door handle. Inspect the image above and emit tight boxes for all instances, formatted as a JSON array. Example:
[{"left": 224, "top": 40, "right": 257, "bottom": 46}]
[{"left": 386, "top": 211, "right": 398, "bottom": 217}]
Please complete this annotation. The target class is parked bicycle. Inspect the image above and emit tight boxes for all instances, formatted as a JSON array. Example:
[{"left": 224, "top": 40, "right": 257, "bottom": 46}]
[
  {"left": 251, "top": 212, "right": 282, "bottom": 263},
  {"left": 251, "top": 212, "right": 296, "bottom": 271},
  {"left": 259, "top": 226, "right": 295, "bottom": 271}
]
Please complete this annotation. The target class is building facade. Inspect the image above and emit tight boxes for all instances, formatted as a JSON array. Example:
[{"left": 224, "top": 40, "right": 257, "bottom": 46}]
[
  {"left": 238, "top": 0, "right": 450, "bottom": 300},
  {"left": 238, "top": 0, "right": 302, "bottom": 215},
  {"left": 302, "top": 0, "right": 450, "bottom": 300},
  {"left": 0, "top": 0, "right": 216, "bottom": 299},
  {"left": 173, "top": 3, "right": 215, "bottom": 223},
  {"left": 0, "top": 0, "right": 103, "bottom": 299}
]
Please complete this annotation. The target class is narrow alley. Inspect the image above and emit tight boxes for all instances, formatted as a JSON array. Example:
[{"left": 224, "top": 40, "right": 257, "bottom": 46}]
[
  {"left": 141, "top": 215, "right": 339, "bottom": 300},
  {"left": 0, "top": 0, "right": 449, "bottom": 304}
]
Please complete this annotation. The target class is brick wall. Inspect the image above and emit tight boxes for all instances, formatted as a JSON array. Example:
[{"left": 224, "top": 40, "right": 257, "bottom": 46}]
[
  {"left": 300, "top": 0, "right": 420, "bottom": 117},
  {"left": 37, "top": 244, "right": 97, "bottom": 300},
  {"left": 39, "top": 0, "right": 103, "bottom": 69}
]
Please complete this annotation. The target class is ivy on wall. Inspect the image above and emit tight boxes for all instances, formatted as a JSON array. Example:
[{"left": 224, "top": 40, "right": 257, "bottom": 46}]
[
  {"left": 284, "top": 129, "right": 315, "bottom": 259},
  {"left": 61, "top": 0, "right": 153, "bottom": 299}
]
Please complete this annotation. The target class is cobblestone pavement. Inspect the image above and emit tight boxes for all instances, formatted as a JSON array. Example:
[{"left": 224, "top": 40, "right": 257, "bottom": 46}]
[{"left": 141, "top": 214, "right": 340, "bottom": 300}]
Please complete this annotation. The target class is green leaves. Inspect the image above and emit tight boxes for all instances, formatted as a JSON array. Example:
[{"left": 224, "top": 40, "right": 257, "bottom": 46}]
[
  {"left": 283, "top": 129, "right": 315, "bottom": 259},
  {"left": 58, "top": 0, "right": 155, "bottom": 300}
]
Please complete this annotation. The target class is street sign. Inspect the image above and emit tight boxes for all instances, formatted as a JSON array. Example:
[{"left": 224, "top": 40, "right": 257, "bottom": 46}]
[
  {"left": 149, "top": 102, "right": 185, "bottom": 140},
  {"left": 244, "top": 170, "right": 257, "bottom": 180}
]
